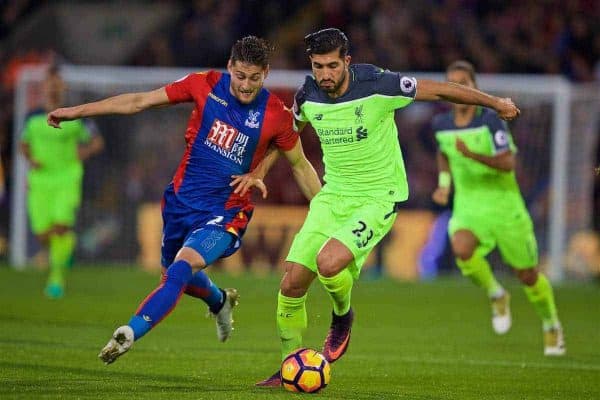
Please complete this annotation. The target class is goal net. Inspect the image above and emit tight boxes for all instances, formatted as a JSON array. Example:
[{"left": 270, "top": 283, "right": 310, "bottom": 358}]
[{"left": 9, "top": 66, "right": 600, "bottom": 281}]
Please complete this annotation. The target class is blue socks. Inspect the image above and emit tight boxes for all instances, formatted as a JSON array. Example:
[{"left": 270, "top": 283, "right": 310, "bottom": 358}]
[
  {"left": 185, "top": 271, "right": 225, "bottom": 314},
  {"left": 128, "top": 260, "right": 193, "bottom": 340}
]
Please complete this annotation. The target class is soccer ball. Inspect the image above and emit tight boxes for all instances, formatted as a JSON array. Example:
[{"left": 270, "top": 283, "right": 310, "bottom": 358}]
[{"left": 281, "top": 348, "right": 331, "bottom": 393}]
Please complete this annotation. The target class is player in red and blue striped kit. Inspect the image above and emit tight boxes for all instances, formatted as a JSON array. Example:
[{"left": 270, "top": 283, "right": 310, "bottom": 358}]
[{"left": 48, "top": 37, "right": 322, "bottom": 364}]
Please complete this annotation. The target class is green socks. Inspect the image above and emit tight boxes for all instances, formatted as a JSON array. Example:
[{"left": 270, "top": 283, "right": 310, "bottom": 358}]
[
  {"left": 318, "top": 268, "right": 353, "bottom": 316},
  {"left": 456, "top": 255, "right": 503, "bottom": 298},
  {"left": 277, "top": 291, "right": 308, "bottom": 360},
  {"left": 48, "top": 231, "right": 76, "bottom": 287},
  {"left": 523, "top": 273, "right": 559, "bottom": 329}
]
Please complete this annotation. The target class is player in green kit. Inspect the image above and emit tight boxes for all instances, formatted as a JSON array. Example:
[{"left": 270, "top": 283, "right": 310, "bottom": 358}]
[
  {"left": 257, "top": 29, "right": 521, "bottom": 386},
  {"left": 431, "top": 60, "right": 565, "bottom": 356},
  {"left": 20, "top": 66, "right": 104, "bottom": 298}
]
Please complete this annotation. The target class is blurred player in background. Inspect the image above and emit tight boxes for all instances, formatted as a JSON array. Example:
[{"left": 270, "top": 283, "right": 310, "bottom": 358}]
[
  {"left": 47, "top": 36, "right": 321, "bottom": 364},
  {"left": 257, "top": 28, "right": 521, "bottom": 386},
  {"left": 21, "top": 65, "right": 104, "bottom": 299},
  {"left": 431, "top": 60, "right": 565, "bottom": 356}
]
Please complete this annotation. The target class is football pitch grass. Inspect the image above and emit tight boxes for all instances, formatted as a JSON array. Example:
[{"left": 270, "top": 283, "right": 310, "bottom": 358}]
[{"left": 1, "top": 266, "right": 599, "bottom": 399}]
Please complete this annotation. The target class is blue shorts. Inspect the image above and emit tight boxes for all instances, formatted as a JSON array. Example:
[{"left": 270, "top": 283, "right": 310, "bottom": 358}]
[{"left": 160, "top": 188, "right": 253, "bottom": 267}]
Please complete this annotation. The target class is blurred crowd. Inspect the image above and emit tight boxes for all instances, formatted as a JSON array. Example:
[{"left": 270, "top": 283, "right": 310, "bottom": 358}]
[{"left": 128, "top": 0, "right": 600, "bottom": 82}]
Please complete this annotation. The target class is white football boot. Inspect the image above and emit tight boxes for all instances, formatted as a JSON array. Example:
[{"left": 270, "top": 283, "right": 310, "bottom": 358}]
[
  {"left": 544, "top": 323, "right": 566, "bottom": 356},
  {"left": 212, "top": 288, "right": 239, "bottom": 342},
  {"left": 98, "top": 325, "right": 134, "bottom": 364},
  {"left": 491, "top": 291, "right": 512, "bottom": 335}
]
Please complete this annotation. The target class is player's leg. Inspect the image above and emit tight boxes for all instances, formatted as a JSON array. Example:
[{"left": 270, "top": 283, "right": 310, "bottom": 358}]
[
  {"left": 255, "top": 261, "right": 317, "bottom": 387},
  {"left": 450, "top": 221, "right": 510, "bottom": 334},
  {"left": 498, "top": 219, "right": 564, "bottom": 355},
  {"left": 318, "top": 196, "right": 397, "bottom": 363},
  {"left": 98, "top": 246, "right": 206, "bottom": 365},
  {"left": 128, "top": 229, "right": 233, "bottom": 340},
  {"left": 278, "top": 262, "right": 317, "bottom": 358},
  {"left": 44, "top": 181, "right": 80, "bottom": 297},
  {"left": 27, "top": 182, "right": 61, "bottom": 297},
  {"left": 99, "top": 211, "right": 236, "bottom": 363},
  {"left": 257, "top": 195, "right": 328, "bottom": 387}
]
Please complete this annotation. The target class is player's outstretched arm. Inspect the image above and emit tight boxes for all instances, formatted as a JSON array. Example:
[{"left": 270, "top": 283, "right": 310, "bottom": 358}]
[
  {"left": 47, "top": 88, "right": 170, "bottom": 128},
  {"left": 415, "top": 79, "right": 520, "bottom": 121},
  {"left": 281, "top": 139, "right": 321, "bottom": 201}
]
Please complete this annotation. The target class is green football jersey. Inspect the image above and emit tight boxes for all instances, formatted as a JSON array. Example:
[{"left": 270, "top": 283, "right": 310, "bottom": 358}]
[
  {"left": 22, "top": 112, "right": 92, "bottom": 184},
  {"left": 433, "top": 107, "right": 526, "bottom": 212},
  {"left": 293, "top": 64, "right": 416, "bottom": 201}
]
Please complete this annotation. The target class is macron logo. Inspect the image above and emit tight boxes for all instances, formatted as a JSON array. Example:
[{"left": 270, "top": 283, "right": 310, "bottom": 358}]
[{"left": 208, "top": 92, "right": 228, "bottom": 107}]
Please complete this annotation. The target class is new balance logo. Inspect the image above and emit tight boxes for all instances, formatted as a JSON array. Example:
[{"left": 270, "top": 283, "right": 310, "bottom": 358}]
[
  {"left": 356, "top": 126, "right": 368, "bottom": 141},
  {"left": 314, "top": 114, "right": 323, "bottom": 120}
]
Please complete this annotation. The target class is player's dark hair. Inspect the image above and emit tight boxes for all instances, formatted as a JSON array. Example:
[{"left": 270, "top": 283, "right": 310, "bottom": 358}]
[
  {"left": 447, "top": 60, "right": 477, "bottom": 85},
  {"left": 230, "top": 36, "right": 274, "bottom": 68},
  {"left": 304, "top": 28, "right": 349, "bottom": 57}
]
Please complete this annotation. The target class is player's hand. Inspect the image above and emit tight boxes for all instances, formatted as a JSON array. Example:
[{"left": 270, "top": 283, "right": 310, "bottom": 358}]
[
  {"left": 432, "top": 187, "right": 450, "bottom": 206},
  {"left": 230, "top": 173, "right": 268, "bottom": 199},
  {"left": 495, "top": 97, "right": 520, "bottom": 121},
  {"left": 455, "top": 138, "right": 471, "bottom": 157},
  {"left": 47, "top": 107, "right": 77, "bottom": 128}
]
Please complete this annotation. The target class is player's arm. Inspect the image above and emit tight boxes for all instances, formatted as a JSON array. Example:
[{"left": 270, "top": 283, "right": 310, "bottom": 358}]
[
  {"left": 432, "top": 151, "right": 451, "bottom": 206},
  {"left": 294, "top": 118, "right": 308, "bottom": 133},
  {"left": 47, "top": 88, "right": 170, "bottom": 128},
  {"left": 455, "top": 138, "right": 515, "bottom": 171},
  {"left": 281, "top": 139, "right": 321, "bottom": 201},
  {"left": 19, "top": 142, "right": 41, "bottom": 169},
  {"left": 415, "top": 80, "right": 520, "bottom": 121},
  {"left": 78, "top": 135, "right": 104, "bottom": 161},
  {"left": 230, "top": 146, "right": 280, "bottom": 199}
]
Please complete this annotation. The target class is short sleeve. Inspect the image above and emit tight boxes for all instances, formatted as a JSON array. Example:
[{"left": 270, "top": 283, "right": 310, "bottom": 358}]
[
  {"left": 273, "top": 106, "right": 299, "bottom": 152},
  {"left": 292, "top": 85, "right": 307, "bottom": 123},
  {"left": 485, "top": 112, "right": 512, "bottom": 154},
  {"left": 78, "top": 119, "right": 99, "bottom": 143},
  {"left": 377, "top": 71, "right": 417, "bottom": 110},
  {"left": 164, "top": 72, "right": 209, "bottom": 104}
]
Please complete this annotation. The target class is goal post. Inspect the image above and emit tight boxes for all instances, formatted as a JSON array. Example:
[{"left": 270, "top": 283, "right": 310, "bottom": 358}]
[{"left": 10, "top": 65, "right": 600, "bottom": 281}]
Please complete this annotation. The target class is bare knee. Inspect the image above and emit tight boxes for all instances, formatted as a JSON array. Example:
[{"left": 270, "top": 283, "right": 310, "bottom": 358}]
[
  {"left": 280, "top": 262, "right": 314, "bottom": 297},
  {"left": 451, "top": 230, "right": 478, "bottom": 260},
  {"left": 515, "top": 268, "right": 538, "bottom": 286},
  {"left": 280, "top": 278, "right": 308, "bottom": 298},
  {"left": 174, "top": 247, "right": 206, "bottom": 272},
  {"left": 316, "top": 239, "right": 353, "bottom": 277},
  {"left": 316, "top": 252, "right": 344, "bottom": 277}
]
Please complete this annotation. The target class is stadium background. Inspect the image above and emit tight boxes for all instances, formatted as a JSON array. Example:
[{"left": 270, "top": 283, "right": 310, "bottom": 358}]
[
  {"left": 1, "top": 0, "right": 599, "bottom": 280},
  {"left": 1, "top": 2, "right": 600, "bottom": 400}
]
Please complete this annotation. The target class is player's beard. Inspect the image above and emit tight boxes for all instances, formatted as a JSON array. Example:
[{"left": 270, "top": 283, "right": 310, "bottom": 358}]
[{"left": 319, "top": 70, "right": 347, "bottom": 95}]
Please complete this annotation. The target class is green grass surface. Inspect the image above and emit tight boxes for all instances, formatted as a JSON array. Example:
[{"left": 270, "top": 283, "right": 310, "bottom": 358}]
[{"left": 0, "top": 266, "right": 599, "bottom": 399}]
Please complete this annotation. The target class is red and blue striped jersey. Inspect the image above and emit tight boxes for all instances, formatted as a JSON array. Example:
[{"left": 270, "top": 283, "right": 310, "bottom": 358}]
[{"left": 164, "top": 70, "right": 298, "bottom": 211}]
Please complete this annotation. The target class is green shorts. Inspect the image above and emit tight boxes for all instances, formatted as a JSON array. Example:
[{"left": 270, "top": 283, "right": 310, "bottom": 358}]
[
  {"left": 286, "top": 191, "right": 397, "bottom": 279},
  {"left": 27, "top": 180, "right": 82, "bottom": 234},
  {"left": 449, "top": 207, "right": 538, "bottom": 269}
]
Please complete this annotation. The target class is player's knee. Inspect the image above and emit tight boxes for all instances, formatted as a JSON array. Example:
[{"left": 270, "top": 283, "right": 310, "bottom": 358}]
[
  {"left": 451, "top": 230, "right": 478, "bottom": 260},
  {"left": 280, "top": 279, "right": 308, "bottom": 298},
  {"left": 174, "top": 247, "right": 206, "bottom": 271},
  {"left": 316, "top": 253, "right": 343, "bottom": 278},
  {"left": 516, "top": 268, "right": 538, "bottom": 286},
  {"left": 452, "top": 243, "right": 475, "bottom": 261}
]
